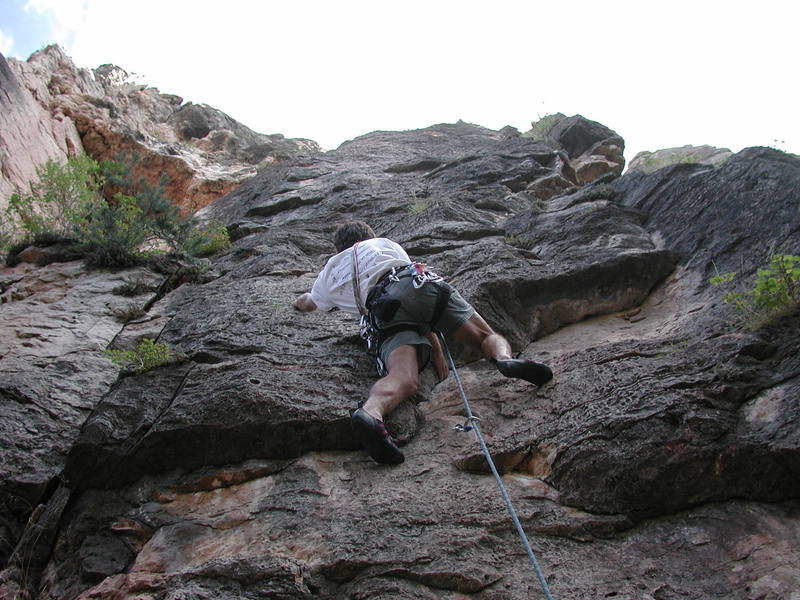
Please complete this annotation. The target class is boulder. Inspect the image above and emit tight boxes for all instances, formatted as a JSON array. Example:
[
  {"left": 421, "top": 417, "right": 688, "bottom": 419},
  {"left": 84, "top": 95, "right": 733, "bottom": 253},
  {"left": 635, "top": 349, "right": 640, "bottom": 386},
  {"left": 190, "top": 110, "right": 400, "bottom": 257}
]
[
  {"left": 546, "top": 114, "right": 621, "bottom": 159},
  {"left": 524, "top": 172, "right": 576, "bottom": 201}
]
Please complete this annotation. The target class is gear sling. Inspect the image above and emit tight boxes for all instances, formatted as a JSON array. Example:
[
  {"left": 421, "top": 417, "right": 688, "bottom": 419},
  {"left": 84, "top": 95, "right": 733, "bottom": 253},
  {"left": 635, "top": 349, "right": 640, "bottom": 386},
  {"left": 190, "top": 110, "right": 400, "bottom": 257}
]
[{"left": 351, "top": 242, "right": 452, "bottom": 375}]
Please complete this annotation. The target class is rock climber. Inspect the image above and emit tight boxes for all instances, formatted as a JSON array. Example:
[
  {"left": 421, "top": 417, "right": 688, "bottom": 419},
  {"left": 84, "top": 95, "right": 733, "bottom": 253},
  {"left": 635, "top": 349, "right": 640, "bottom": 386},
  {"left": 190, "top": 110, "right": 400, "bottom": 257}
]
[{"left": 293, "top": 221, "right": 552, "bottom": 465}]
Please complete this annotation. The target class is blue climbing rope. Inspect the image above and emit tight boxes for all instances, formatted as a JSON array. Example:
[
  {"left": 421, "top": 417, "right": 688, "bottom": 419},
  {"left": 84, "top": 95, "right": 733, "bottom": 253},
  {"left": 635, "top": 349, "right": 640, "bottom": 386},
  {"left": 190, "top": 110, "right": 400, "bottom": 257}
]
[{"left": 438, "top": 332, "right": 556, "bottom": 600}]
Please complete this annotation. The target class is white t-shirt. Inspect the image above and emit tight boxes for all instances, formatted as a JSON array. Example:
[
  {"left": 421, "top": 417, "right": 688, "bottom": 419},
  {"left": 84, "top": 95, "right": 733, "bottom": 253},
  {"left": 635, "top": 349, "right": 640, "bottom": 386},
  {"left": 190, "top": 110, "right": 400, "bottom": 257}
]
[{"left": 310, "top": 238, "right": 411, "bottom": 314}]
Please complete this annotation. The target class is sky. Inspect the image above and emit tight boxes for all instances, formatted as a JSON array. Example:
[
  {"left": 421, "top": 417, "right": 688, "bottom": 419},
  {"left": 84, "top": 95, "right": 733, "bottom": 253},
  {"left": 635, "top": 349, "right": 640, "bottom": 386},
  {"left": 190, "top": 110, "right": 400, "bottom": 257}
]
[{"left": 1, "top": 0, "right": 798, "bottom": 161}]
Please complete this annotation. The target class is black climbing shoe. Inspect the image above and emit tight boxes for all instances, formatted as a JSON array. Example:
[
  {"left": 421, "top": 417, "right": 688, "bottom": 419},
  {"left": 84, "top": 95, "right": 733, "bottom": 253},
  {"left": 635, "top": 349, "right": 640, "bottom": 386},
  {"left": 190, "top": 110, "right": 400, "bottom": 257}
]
[
  {"left": 496, "top": 359, "right": 553, "bottom": 386},
  {"left": 350, "top": 408, "right": 405, "bottom": 465}
]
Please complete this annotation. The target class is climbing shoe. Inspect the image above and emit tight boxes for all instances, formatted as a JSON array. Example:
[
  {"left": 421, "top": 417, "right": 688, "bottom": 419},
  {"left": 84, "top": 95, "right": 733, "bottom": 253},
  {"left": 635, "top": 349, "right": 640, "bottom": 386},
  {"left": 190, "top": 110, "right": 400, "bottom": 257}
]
[
  {"left": 495, "top": 358, "right": 553, "bottom": 386},
  {"left": 350, "top": 408, "right": 405, "bottom": 465}
]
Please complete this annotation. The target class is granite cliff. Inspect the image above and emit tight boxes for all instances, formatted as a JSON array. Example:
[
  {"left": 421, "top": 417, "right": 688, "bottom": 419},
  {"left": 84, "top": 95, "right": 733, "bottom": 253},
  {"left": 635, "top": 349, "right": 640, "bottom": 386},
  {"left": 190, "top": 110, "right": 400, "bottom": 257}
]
[
  {"left": 0, "top": 46, "right": 318, "bottom": 215},
  {"left": 0, "top": 51, "right": 799, "bottom": 600}
]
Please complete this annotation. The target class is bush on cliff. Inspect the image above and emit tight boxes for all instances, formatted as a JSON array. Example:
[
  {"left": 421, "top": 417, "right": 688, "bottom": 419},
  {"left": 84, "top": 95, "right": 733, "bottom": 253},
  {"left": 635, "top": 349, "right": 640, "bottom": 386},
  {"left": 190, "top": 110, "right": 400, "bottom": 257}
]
[
  {"left": 2, "top": 154, "right": 230, "bottom": 267},
  {"left": 183, "top": 220, "right": 231, "bottom": 257},
  {"left": 105, "top": 338, "right": 174, "bottom": 373},
  {"left": 85, "top": 155, "right": 192, "bottom": 267},
  {"left": 6, "top": 154, "right": 102, "bottom": 243},
  {"left": 711, "top": 253, "right": 800, "bottom": 327},
  {"left": 2, "top": 154, "right": 102, "bottom": 264}
]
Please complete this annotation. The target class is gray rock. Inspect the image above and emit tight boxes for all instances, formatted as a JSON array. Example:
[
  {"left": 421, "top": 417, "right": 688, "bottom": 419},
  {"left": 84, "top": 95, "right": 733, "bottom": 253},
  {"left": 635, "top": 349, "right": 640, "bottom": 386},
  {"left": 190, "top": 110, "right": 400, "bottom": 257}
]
[
  {"left": 0, "top": 50, "right": 83, "bottom": 210},
  {"left": 524, "top": 113, "right": 626, "bottom": 185},
  {"left": 0, "top": 261, "right": 164, "bottom": 564},
  {"left": 546, "top": 114, "right": 623, "bottom": 160},
  {"left": 628, "top": 144, "right": 733, "bottom": 173},
  {"left": 616, "top": 147, "right": 800, "bottom": 280},
  {"left": 2, "top": 122, "right": 799, "bottom": 600}
]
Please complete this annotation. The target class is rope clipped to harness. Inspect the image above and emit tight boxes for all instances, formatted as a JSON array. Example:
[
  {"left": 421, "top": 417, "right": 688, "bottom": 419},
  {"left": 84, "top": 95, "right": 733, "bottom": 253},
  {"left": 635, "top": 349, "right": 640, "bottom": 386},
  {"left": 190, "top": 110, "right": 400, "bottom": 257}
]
[{"left": 437, "top": 332, "right": 556, "bottom": 600}]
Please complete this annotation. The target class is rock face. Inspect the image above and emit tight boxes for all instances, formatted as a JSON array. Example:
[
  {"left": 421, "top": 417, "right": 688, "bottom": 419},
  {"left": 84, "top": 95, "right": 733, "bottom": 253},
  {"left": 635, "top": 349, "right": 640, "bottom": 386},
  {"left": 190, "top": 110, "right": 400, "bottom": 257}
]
[
  {"left": 0, "top": 262, "right": 164, "bottom": 571},
  {"left": 627, "top": 144, "right": 733, "bottom": 173},
  {"left": 0, "top": 52, "right": 83, "bottom": 206},
  {"left": 523, "top": 113, "right": 625, "bottom": 186},
  {"left": 0, "top": 118, "right": 798, "bottom": 600},
  {"left": 1, "top": 46, "right": 319, "bottom": 215}
]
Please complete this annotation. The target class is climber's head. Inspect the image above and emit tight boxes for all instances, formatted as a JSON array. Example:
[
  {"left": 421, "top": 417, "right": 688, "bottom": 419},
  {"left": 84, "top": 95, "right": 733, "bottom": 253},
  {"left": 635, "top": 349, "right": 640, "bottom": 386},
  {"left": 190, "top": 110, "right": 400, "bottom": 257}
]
[{"left": 333, "top": 221, "right": 376, "bottom": 252}]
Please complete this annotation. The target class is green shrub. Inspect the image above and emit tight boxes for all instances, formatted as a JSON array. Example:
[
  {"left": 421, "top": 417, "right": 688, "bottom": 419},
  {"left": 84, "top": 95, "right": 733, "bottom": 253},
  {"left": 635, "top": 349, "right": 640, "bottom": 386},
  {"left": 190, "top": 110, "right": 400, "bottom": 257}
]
[
  {"left": 524, "top": 113, "right": 565, "bottom": 142},
  {"left": 751, "top": 254, "right": 800, "bottom": 310},
  {"left": 82, "top": 193, "right": 149, "bottom": 267},
  {"left": 408, "top": 198, "right": 430, "bottom": 214},
  {"left": 185, "top": 220, "right": 231, "bottom": 257},
  {"left": 105, "top": 338, "right": 173, "bottom": 372},
  {"left": 6, "top": 154, "right": 102, "bottom": 241},
  {"left": 0, "top": 214, "right": 21, "bottom": 259},
  {"left": 3, "top": 154, "right": 102, "bottom": 262},
  {"left": 3, "top": 153, "right": 226, "bottom": 268},
  {"left": 86, "top": 155, "right": 197, "bottom": 267},
  {"left": 710, "top": 254, "right": 800, "bottom": 326}
]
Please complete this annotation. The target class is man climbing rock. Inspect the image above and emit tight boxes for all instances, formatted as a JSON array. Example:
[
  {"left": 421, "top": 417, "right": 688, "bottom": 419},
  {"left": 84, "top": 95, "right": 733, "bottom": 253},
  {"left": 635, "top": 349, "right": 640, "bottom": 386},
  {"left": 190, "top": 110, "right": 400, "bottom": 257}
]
[{"left": 293, "top": 221, "right": 552, "bottom": 465}]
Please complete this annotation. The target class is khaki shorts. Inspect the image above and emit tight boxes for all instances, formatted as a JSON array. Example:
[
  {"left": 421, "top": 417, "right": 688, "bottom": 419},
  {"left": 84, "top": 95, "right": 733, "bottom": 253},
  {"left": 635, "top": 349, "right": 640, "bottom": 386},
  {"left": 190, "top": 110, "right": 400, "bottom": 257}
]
[{"left": 374, "top": 277, "right": 475, "bottom": 371}]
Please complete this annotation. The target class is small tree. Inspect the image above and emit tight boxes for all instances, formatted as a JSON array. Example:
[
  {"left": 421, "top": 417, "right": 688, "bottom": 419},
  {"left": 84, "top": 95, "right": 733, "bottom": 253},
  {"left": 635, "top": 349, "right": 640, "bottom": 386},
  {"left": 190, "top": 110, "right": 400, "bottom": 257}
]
[
  {"left": 5, "top": 154, "right": 103, "bottom": 245},
  {"left": 3, "top": 153, "right": 232, "bottom": 267},
  {"left": 710, "top": 254, "right": 800, "bottom": 326},
  {"left": 0, "top": 213, "right": 18, "bottom": 256},
  {"left": 82, "top": 192, "right": 150, "bottom": 267},
  {"left": 184, "top": 220, "right": 231, "bottom": 257},
  {"left": 85, "top": 155, "right": 194, "bottom": 266}
]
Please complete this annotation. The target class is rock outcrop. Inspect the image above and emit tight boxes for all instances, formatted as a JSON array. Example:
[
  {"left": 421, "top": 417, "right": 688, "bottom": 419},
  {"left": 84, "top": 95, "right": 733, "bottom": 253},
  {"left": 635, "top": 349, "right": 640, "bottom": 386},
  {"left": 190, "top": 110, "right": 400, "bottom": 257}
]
[
  {"left": 0, "top": 51, "right": 82, "bottom": 206},
  {"left": 627, "top": 144, "right": 733, "bottom": 173},
  {"left": 0, "top": 117, "right": 798, "bottom": 600},
  {"left": 523, "top": 113, "right": 625, "bottom": 187},
  {"left": 1, "top": 46, "right": 319, "bottom": 215}
]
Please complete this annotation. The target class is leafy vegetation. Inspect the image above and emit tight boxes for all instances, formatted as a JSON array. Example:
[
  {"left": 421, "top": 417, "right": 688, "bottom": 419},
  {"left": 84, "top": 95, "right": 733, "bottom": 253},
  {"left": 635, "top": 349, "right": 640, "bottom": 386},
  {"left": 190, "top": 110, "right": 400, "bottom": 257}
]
[
  {"left": 523, "top": 113, "right": 565, "bottom": 142},
  {"left": 710, "top": 254, "right": 800, "bottom": 327},
  {"left": 2, "top": 154, "right": 231, "bottom": 267},
  {"left": 105, "top": 338, "right": 174, "bottom": 372},
  {"left": 408, "top": 198, "right": 431, "bottom": 214},
  {"left": 185, "top": 220, "right": 231, "bottom": 257},
  {"left": 5, "top": 153, "right": 102, "bottom": 242}
]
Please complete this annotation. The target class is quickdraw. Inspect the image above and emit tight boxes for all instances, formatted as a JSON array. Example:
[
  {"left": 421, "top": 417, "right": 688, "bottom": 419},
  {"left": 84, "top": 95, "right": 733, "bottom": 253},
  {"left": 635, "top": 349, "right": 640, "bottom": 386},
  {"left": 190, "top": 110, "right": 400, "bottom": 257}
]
[{"left": 409, "top": 262, "right": 442, "bottom": 288}]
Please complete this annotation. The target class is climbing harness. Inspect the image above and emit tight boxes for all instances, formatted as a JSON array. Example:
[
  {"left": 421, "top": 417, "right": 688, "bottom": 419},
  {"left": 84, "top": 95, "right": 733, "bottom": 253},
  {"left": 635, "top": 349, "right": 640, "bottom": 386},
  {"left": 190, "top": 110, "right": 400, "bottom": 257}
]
[
  {"left": 351, "top": 242, "right": 451, "bottom": 376},
  {"left": 437, "top": 331, "right": 556, "bottom": 600}
]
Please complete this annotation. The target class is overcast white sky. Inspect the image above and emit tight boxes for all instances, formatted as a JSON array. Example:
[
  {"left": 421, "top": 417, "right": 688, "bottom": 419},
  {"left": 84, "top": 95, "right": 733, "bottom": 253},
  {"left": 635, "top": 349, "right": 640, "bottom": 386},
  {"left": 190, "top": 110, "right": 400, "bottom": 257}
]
[{"left": 1, "top": 0, "right": 798, "bottom": 160}]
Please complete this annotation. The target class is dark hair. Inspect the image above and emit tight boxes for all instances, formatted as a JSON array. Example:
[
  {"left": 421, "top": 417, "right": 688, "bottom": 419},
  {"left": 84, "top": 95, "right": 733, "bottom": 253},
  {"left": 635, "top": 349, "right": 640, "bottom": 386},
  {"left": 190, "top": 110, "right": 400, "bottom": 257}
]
[{"left": 333, "top": 221, "right": 376, "bottom": 252}]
